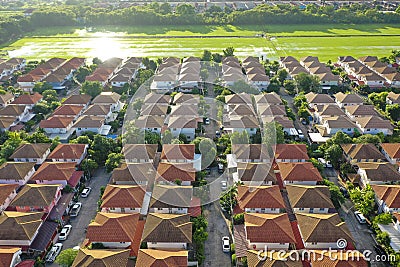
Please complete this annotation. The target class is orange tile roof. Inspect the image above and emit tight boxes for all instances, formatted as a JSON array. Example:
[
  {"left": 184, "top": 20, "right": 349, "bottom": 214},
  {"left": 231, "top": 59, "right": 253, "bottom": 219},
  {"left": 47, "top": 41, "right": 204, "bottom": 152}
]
[
  {"left": 277, "top": 162, "right": 323, "bottom": 182},
  {"left": 236, "top": 185, "right": 284, "bottom": 212},
  {"left": 62, "top": 94, "right": 91, "bottom": 105},
  {"left": 0, "top": 184, "right": 18, "bottom": 206},
  {"left": 275, "top": 144, "right": 309, "bottom": 161},
  {"left": 286, "top": 185, "right": 334, "bottom": 209},
  {"left": 39, "top": 116, "right": 74, "bottom": 129},
  {"left": 47, "top": 144, "right": 87, "bottom": 160},
  {"left": 161, "top": 144, "right": 195, "bottom": 160},
  {"left": 72, "top": 248, "right": 130, "bottom": 267},
  {"left": 101, "top": 185, "right": 145, "bottom": 209},
  {"left": 371, "top": 185, "right": 400, "bottom": 209},
  {"left": 52, "top": 105, "right": 84, "bottom": 116},
  {"left": 30, "top": 162, "right": 77, "bottom": 182},
  {"left": 86, "top": 212, "right": 142, "bottom": 256},
  {"left": 136, "top": 249, "right": 188, "bottom": 267},
  {"left": 0, "top": 247, "right": 22, "bottom": 267},
  {"left": 156, "top": 163, "right": 195, "bottom": 182},
  {"left": 12, "top": 93, "right": 42, "bottom": 105},
  {"left": 244, "top": 213, "right": 295, "bottom": 244},
  {"left": 381, "top": 143, "right": 400, "bottom": 159}
]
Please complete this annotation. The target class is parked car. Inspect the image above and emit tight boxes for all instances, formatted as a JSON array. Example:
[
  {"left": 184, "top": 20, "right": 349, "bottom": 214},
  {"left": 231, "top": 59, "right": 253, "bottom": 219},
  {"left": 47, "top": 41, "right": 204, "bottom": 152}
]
[
  {"left": 222, "top": 236, "right": 230, "bottom": 252},
  {"left": 81, "top": 187, "right": 92, "bottom": 198},
  {"left": 354, "top": 211, "right": 367, "bottom": 224},
  {"left": 221, "top": 181, "right": 228, "bottom": 191},
  {"left": 297, "top": 129, "right": 304, "bottom": 139},
  {"left": 58, "top": 225, "right": 72, "bottom": 241},
  {"left": 45, "top": 243, "right": 63, "bottom": 263},
  {"left": 318, "top": 158, "right": 333, "bottom": 168},
  {"left": 340, "top": 187, "right": 350, "bottom": 198},
  {"left": 218, "top": 163, "right": 224, "bottom": 173},
  {"left": 204, "top": 118, "right": 210, "bottom": 125},
  {"left": 215, "top": 131, "right": 221, "bottom": 138},
  {"left": 70, "top": 202, "right": 82, "bottom": 217}
]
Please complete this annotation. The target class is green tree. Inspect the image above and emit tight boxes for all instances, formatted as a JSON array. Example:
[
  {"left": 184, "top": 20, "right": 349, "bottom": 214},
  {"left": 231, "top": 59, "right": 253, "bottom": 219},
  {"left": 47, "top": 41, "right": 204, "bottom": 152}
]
[
  {"left": 25, "top": 131, "right": 51, "bottom": 143},
  {"left": 229, "top": 80, "right": 258, "bottom": 94},
  {"left": 276, "top": 69, "right": 288, "bottom": 85},
  {"left": 80, "top": 81, "right": 102, "bottom": 98},
  {"left": 0, "top": 132, "right": 24, "bottom": 160},
  {"left": 322, "top": 179, "right": 345, "bottom": 208},
  {"left": 81, "top": 159, "right": 98, "bottom": 178},
  {"left": 32, "top": 102, "right": 51, "bottom": 115},
  {"left": 263, "top": 122, "right": 284, "bottom": 148},
  {"left": 105, "top": 153, "right": 123, "bottom": 173},
  {"left": 293, "top": 93, "right": 307, "bottom": 108},
  {"left": 294, "top": 72, "right": 321, "bottom": 93},
  {"left": 75, "top": 66, "right": 91, "bottom": 83},
  {"left": 33, "top": 82, "right": 53, "bottom": 94},
  {"left": 70, "top": 135, "right": 91, "bottom": 144},
  {"left": 324, "top": 144, "right": 343, "bottom": 168},
  {"left": 145, "top": 131, "right": 161, "bottom": 144},
  {"left": 267, "top": 78, "right": 281, "bottom": 93},
  {"left": 376, "top": 231, "right": 391, "bottom": 248},
  {"left": 369, "top": 92, "right": 388, "bottom": 110},
  {"left": 386, "top": 104, "right": 400, "bottom": 121},
  {"left": 90, "top": 135, "right": 120, "bottom": 165},
  {"left": 353, "top": 134, "right": 382, "bottom": 145},
  {"left": 201, "top": 50, "right": 212, "bottom": 61},
  {"left": 122, "top": 121, "right": 144, "bottom": 144},
  {"left": 297, "top": 105, "right": 310, "bottom": 121},
  {"left": 42, "top": 89, "right": 58, "bottom": 103},
  {"left": 374, "top": 213, "right": 393, "bottom": 225},
  {"left": 349, "top": 185, "right": 375, "bottom": 216},
  {"left": 231, "top": 131, "right": 250, "bottom": 144},
  {"left": 162, "top": 130, "right": 173, "bottom": 144},
  {"left": 220, "top": 184, "right": 238, "bottom": 217},
  {"left": 222, "top": 47, "right": 235, "bottom": 57},
  {"left": 212, "top": 53, "right": 223, "bottom": 63},
  {"left": 284, "top": 79, "right": 296, "bottom": 95},
  {"left": 55, "top": 248, "right": 78, "bottom": 267}
]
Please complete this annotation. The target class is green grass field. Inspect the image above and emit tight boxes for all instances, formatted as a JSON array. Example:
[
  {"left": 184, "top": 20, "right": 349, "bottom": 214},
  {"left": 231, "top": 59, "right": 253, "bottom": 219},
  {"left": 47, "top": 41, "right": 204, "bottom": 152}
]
[{"left": 2, "top": 24, "right": 400, "bottom": 61}]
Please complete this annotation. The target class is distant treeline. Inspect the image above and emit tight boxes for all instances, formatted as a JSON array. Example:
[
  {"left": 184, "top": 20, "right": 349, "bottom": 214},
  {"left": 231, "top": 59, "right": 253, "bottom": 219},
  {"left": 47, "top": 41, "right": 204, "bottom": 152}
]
[{"left": 1, "top": 3, "right": 400, "bottom": 44}]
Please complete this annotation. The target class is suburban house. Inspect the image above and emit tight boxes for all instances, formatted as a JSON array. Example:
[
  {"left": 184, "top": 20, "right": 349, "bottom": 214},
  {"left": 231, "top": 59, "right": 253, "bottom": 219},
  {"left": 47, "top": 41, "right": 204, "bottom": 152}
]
[
  {"left": 167, "top": 116, "right": 197, "bottom": 141},
  {"left": 0, "top": 162, "right": 36, "bottom": 186},
  {"left": 8, "top": 184, "right": 62, "bottom": 214},
  {"left": 111, "top": 163, "right": 155, "bottom": 186},
  {"left": 73, "top": 116, "right": 111, "bottom": 136},
  {"left": 72, "top": 249, "right": 130, "bottom": 267},
  {"left": 313, "top": 105, "right": 345, "bottom": 124},
  {"left": 319, "top": 116, "right": 357, "bottom": 136},
  {"left": 277, "top": 162, "right": 323, "bottom": 187},
  {"left": 261, "top": 116, "right": 297, "bottom": 137},
  {"left": 355, "top": 116, "right": 393, "bottom": 135},
  {"left": 92, "top": 92, "right": 122, "bottom": 112},
  {"left": 225, "top": 93, "right": 252, "bottom": 106},
  {"left": 0, "top": 105, "right": 31, "bottom": 123},
  {"left": 47, "top": 144, "right": 88, "bottom": 164},
  {"left": 0, "top": 117, "right": 16, "bottom": 132},
  {"left": 235, "top": 185, "right": 285, "bottom": 214},
  {"left": 223, "top": 115, "right": 259, "bottom": 136},
  {"left": 149, "top": 185, "right": 192, "bottom": 214},
  {"left": 11, "top": 93, "right": 42, "bottom": 109},
  {"left": 372, "top": 185, "right": 400, "bottom": 213},
  {"left": 39, "top": 116, "right": 74, "bottom": 139},
  {"left": 0, "top": 93, "right": 14, "bottom": 108},
  {"left": 246, "top": 250, "right": 302, "bottom": 267},
  {"left": 286, "top": 185, "right": 335, "bottom": 213},
  {"left": 10, "top": 143, "right": 51, "bottom": 165},
  {"left": 140, "top": 104, "right": 168, "bottom": 117},
  {"left": 144, "top": 93, "right": 171, "bottom": 105},
  {"left": 100, "top": 185, "right": 146, "bottom": 213},
  {"left": 170, "top": 105, "right": 199, "bottom": 118},
  {"left": 135, "top": 115, "right": 165, "bottom": 134},
  {"left": 244, "top": 213, "right": 295, "bottom": 250},
  {"left": 305, "top": 93, "right": 335, "bottom": 108},
  {"left": 81, "top": 104, "right": 114, "bottom": 123},
  {"left": 150, "top": 72, "right": 177, "bottom": 93},
  {"left": 253, "top": 92, "right": 282, "bottom": 106},
  {"left": 30, "top": 162, "right": 83, "bottom": 189},
  {"left": 356, "top": 162, "right": 400, "bottom": 187},
  {"left": 171, "top": 92, "right": 200, "bottom": 106},
  {"left": 160, "top": 144, "right": 200, "bottom": 171},
  {"left": 0, "top": 211, "right": 44, "bottom": 251},
  {"left": 52, "top": 105, "right": 85, "bottom": 121},
  {"left": 156, "top": 162, "right": 195, "bottom": 186},
  {"left": 136, "top": 249, "right": 188, "bottom": 267},
  {"left": 236, "top": 163, "right": 277, "bottom": 186},
  {"left": 334, "top": 92, "right": 364, "bottom": 108},
  {"left": 141, "top": 213, "right": 192, "bottom": 250},
  {"left": 62, "top": 94, "right": 91, "bottom": 108},
  {"left": 256, "top": 104, "right": 287, "bottom": 118},
  {"left": 85, "top": 212, "right": 144, "bottom": 256},
  {"left": 344, "top": 105, "right": 379, "bottom": 121},
  {"left": 122, "top": 144, "right": 158, "bottom": 163},
  {"left": 231, "top": 144, "right": 271, "bottom": 164},
  {"left": 296, "top": 213, "right": 353, "bottom": 249},
  {"left": 0, "top": 247, "right": 22, "bottom": 267},
  {"left": 341, "top": 143, "right": 386, "bottom": 164},
  {"left": 274, "top": 144, "right": 309, "bottom": 163},
  {"left": 387, "top": 92, "right": 400, "bottom": 105},
  {"left": 0, "top": 184, "right": 18, "bottom": 212},
  {"left": 381, "top": 143, "right": 400, "bottom": 164}
]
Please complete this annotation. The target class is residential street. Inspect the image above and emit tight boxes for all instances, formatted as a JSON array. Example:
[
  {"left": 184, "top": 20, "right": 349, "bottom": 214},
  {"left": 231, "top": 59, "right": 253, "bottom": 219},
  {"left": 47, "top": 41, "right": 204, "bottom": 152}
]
[{"left": 47, "top": 167, "right": 110, "bottom": 267}]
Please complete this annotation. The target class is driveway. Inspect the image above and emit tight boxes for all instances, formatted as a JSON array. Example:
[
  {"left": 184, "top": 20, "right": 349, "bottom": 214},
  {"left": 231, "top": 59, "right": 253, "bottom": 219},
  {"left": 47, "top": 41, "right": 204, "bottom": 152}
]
[{"left": 47, "top": 167, "right": 111, "bottom": 266}]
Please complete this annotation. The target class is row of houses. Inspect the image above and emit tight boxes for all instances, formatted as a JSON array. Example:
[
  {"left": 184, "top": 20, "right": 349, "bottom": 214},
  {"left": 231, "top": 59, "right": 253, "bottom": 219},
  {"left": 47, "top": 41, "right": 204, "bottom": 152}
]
[
  {"left": 0, "top": 143, "right": 89, "bottom": 262},
  {"left": 280, "top": 56, "right": 340, "bottom": 89},
  {"left": 305, "top": 92, "right": 393, "bottom": 138},
  {"left": 38, "top": 92, "right": 122, "bottom": 140},
  {"left": 338, "top": 56, "right": 400, "bottom": 88},
  {"left": 241, "top": 56, "right": 270, "bottom": 90},
  {"left": 17, "top": 58, "right": 85, "bottom": 91},
  {"left": 0, "top": 58, "right": 26, "bottom": 84},
  {"left": 227, "top": 143, "right": 367, "bottom": 266}
]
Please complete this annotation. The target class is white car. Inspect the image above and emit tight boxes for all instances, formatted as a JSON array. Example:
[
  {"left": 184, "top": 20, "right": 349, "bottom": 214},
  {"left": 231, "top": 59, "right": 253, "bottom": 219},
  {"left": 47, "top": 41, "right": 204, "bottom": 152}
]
[
  {"left": 204, "top": 118, "right": 210, "bottom": 125},
  {"left": 58, "top": 225, "right": 72, "bottom": 241},
  {"left": 297, "top": 129, "right": 305, "bottom": 139},
  {"left": 81, "top": 187, "right": 92, "bottom": 198},
  {"left": 221, "top": 181, "right": 227, "bottom": 191},
  {"left": 222, "top": 236, "right": 230, "bottom": 252},
  {"left": 354, "top": 211, "right": 367, "bottom": 224},
  {"left": 45, "top": 243, "right": 63, "bottom": 263},
  {"left": 70, "top": 202, "right": 82, "bottom": 217}
]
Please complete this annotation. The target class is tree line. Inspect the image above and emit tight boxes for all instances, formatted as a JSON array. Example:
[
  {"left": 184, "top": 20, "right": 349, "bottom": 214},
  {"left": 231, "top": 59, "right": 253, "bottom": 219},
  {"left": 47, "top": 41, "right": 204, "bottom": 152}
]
[{"left": 1, "top": 3, "right": 400, "bottom": 45}]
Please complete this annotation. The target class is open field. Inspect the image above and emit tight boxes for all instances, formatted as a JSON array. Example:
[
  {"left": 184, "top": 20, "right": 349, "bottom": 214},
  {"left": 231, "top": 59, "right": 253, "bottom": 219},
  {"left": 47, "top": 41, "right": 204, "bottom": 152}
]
[{"left": 1, "top": 24, "right": 400, "bottom": 61}]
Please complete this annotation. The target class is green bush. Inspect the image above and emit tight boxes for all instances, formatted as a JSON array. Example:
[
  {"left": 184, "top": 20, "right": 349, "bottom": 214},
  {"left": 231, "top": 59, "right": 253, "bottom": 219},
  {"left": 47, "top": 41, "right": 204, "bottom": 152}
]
[
  {"left": 230, "top": 243, "right": 235, "bottom": 254},
  {"left": 233, "top": 213, "right": 244, "bottom": 225},
  {"left": 232, "top": 254, "right": 236, "bottom": 265},
  {"left": 374, "top": 213, "right": 393, "bottom": 225}
]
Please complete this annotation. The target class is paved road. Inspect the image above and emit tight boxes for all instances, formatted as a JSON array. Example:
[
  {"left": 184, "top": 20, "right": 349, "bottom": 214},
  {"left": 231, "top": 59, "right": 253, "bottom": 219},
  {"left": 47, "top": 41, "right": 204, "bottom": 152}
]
[
  {"left": 322, "top": 167, "right": 340, "bottom": 186},
  {"left": 47, "top": 167, "right": 110, "bottom": 267}
]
